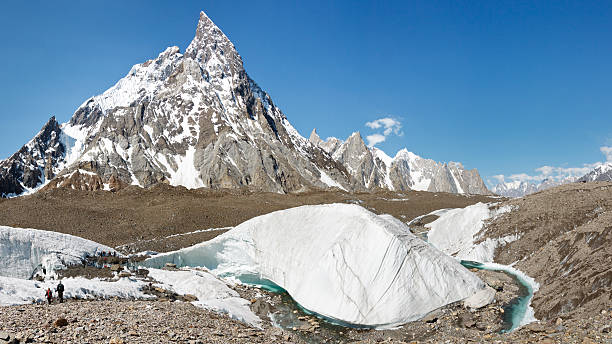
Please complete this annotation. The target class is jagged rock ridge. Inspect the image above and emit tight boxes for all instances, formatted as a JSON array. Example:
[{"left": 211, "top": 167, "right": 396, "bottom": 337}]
[
  {"left": 1, "top": 12, "right": 490, "bottom": 197},
  {"left": 309, "top": 129, "right": 491, "bottom": 194},
  {"left": 0, "top": 117, "right": 66, "bottom": 197},
  {"left": 578, "top": 162, "right": 612, "bottom": 183}
]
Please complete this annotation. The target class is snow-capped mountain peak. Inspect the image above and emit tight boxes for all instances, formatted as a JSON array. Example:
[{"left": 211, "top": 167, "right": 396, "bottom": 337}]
[
  {"left": 0, "top": 11, "right": 491, "bottom": 197},
  {"left": 491, "top": 176, "right": 581, "bottom": 198},
  {"left": 578, "top": 162, "right": 612, "bottom": 183}
]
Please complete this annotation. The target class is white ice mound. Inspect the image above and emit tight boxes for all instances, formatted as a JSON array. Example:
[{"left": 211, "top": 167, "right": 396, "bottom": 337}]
[
  {"left": 144, "top": 204, "right": 488, "bottom": 328},
  {"left": 426, "top": 203, "right": 515, "bottom": 262},
  {"left": 0, "top": 226, "right": 116, "bottom": 279}
]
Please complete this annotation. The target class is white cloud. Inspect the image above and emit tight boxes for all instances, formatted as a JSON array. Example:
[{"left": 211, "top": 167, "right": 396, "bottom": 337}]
[
  {"left": 533, "top": 165, "right": 595, "bottom": 179},
  {"left": 364, "top": 117, "right": 403, "bottom": 147},
  {"left": 601, "top": 146, "right": 612, "bottom": 162},
  {"left": 505, "top": 164, "right": 598, "bottom": 184},
  {"left": 489, "top": 146, "right": 612, "bottom": 187},
  {"left": 491, "top": 175, "right": 505, "bottom": 183},
  {"left": 507, "top": 173, "right": 542, "bottom": 182},
  {"left": 366, "top": 134, "right": 386, "bottom": 147}
]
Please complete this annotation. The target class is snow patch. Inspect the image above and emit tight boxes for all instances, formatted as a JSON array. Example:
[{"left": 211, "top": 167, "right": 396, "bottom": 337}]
[
  {"left": 147, "top": 268, "right": 261, "bottom": 327},
  {"left": 168, "top": 147, "right": 205, "bottom": 189},
  {"left": 426, "top": 203, "right": 516, "bottom": 262},
  {"left": 0, "top": 275, "right": 152, "bottom": 306}
]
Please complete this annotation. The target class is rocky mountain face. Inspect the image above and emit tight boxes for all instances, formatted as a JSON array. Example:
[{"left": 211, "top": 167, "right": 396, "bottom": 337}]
[
  {"left": 578, "top": 162, "right": 612, "bottom": 183},
  {"left": 0, "top": 117, "right": 66, "bottom": 197},
  {"left": 309, "top": 129, "right": 491, "bottom": 194},
  {"left": 0, "top": 11, "right": 491, "bottom": 198}
]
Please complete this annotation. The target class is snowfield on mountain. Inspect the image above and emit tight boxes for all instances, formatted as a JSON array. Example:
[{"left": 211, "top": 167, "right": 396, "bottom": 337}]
[{"left": 143, "top": 203, "right": 492, "bottom": 328}]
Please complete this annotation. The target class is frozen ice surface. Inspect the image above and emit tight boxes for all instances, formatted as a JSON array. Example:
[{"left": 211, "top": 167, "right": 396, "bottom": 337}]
[
  {"left": 143, "top": 203, "right": 488, "bottom": 328},
  {"left": 426, "top": 203, "right": 516, "bottom": 262},
  {"left": 0, "top": 226, "right": 117, "bottom": 279},
  {"left": 147, "top": 268, "right": 261, "bottom": 327},
  {"left": 0, "top": 275, "right": 152, "bottom": 306}
]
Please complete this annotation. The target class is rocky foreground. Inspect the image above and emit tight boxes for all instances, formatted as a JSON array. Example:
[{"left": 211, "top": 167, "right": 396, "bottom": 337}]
[
  {"left": 1, "top": 269, "right": 610, "bottom": 344},
  {"left": 484, "top": 182, "right": 612, "bottom": 321},
  {"left": 0, "top": 299, "right": 610, "bottom": 344}
]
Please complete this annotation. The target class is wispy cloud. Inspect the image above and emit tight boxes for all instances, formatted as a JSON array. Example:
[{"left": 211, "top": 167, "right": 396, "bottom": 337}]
[
  {"left": 600, "top": 146, "right": 612, "bottom": 162},
  {"left": 365, "top": 134, "right": 386, "bottom": 147},
  {"left": 364, "top": 117, "right": 403, "bottom": 147}
]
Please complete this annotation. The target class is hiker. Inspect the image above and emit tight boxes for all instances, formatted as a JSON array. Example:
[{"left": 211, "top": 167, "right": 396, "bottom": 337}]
[
  {"left": 45, "top": 288, "right": 53, "bottom": 305},
  {"left": 56, "top": 281, "right": 65, "bottom": 303}
]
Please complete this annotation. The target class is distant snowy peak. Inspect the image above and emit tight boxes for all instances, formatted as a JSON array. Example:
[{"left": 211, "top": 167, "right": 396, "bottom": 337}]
[
  {"left": 492, "top": 176, "right": 580, "bottom": 198},
  {"left": 578, "top": 162, "right": 612, "bottom": 182},
  {"left": 309, "top": 132, "right": 491, "bottom": 194}
]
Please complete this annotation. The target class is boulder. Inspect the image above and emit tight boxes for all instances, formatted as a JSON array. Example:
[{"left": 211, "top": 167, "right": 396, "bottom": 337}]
[{"left": 54, "top": 318, "right": 68, "bottom": 327}]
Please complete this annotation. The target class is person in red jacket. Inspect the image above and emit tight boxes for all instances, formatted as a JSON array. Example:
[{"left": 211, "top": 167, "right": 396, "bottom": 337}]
[{"left": 45, "top": 288, "right": 53, "bottom": 305}]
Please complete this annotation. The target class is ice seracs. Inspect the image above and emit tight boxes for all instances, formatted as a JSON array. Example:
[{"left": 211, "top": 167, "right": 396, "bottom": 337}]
[
  {"left": 0, "top": 225, "right": 117, "bottom": 279},
  {"left": 143, "top": 203, "right": 491, "bottom": 328}
]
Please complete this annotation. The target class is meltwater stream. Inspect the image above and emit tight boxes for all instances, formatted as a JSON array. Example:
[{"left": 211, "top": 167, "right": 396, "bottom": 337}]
[{"left": 460, "top": 260, "right": 539, "bottom": 332}]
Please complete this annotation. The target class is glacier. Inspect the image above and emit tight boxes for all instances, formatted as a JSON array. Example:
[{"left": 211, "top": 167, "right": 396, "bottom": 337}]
[
  {"left": 0, "top": 225, "right": 117, "bottom": 279},
  {"left": 425, "top": 203, "right": 539, "bottom": 330},
  {"left": 0, "top": 225, "right": 260, "bottom": 326},
  {"left": 143, "top": 203, "right": 491, "bottom": 328},
  {"left": 426, "top": 202, "right": 516, "bottom": 262}
]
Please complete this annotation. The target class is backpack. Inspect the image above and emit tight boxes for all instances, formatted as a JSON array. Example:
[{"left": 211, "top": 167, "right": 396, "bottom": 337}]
[{"left": 57, "top": 283, "right": 64, "bottom": 292}]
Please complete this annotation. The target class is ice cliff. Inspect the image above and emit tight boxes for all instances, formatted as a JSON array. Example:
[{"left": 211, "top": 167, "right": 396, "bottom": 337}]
[{"left": 0, "top": 225, "right": 116, "bottom": 279}]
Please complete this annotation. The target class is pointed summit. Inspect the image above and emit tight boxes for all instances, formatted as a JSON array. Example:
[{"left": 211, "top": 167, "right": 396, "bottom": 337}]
[
  {"left": 309, "top": 128, "right": 323, "bottom": 146},
  {"left": 345, "top": 131, "right": 367, "bottom": 149},
  {"left": 186, "top": 11, "right": 243, "bottom": 77}
]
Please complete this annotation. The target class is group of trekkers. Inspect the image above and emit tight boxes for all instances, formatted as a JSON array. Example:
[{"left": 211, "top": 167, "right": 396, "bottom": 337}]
[{"left": 44, "top": 281, "right": 64, "bottom": 305}]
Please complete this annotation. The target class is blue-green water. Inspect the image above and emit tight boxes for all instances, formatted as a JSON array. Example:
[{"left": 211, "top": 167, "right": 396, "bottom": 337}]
[{"left": 460, "top": 260, "right": 535, "bottom": 333}]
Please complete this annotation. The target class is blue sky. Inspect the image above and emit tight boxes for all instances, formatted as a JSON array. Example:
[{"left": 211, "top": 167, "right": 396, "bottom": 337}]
[{"left": 1, "top": 1, "right": 611, "bottom": 187}]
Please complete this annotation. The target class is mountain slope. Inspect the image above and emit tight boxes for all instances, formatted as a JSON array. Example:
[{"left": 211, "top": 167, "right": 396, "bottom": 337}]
[{"left": 483, "top": 182, "right": 612, "bottom": 320}]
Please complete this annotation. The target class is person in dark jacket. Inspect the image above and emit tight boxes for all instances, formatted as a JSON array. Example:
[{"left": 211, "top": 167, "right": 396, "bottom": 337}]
[
  {"left": 45, "top": 288, "right": 53, "bottom": 305},
  {"left": 56, "top": 281, "right": 65, "bottom": 303}
]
